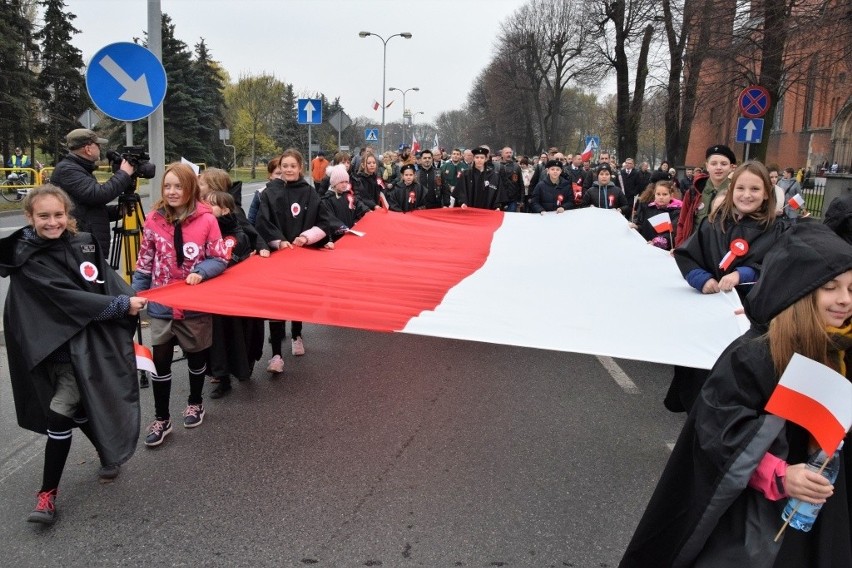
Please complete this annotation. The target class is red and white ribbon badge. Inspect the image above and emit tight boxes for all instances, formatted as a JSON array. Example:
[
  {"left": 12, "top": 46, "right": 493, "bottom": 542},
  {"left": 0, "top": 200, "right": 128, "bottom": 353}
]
[{"left": 719, "top": 238, "right": 749, "bottom": 271}]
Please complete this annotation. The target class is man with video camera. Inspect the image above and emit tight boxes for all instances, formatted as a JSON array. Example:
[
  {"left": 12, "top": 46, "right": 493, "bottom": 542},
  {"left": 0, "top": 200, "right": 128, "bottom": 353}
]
[{"left": 50, "top": 128, "right": 136, "bottom": 257}]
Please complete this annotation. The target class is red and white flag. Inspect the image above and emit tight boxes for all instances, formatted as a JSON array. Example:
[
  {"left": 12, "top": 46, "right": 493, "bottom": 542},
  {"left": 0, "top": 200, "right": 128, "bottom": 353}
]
[
  {"left": 372, "top": 100, "right": 380, "bottom": 111},
  {"left": 134, "top": 342, "right": 156, "bottom": 374},
  {"left": 788, "top": 193, "right": 805, "bottom": 210},
  {"left": 648, "top": 212, "right": 673, "bottom": 234},
  {"left": 412, "top": 134, "right": 421, "bottom": 154},
  {"left": 378, "top": 191, "right": 390, "bottom": 211},
  {"left": 765, "top": 353, "right": 852, "bottom": 455},
  {"left": 580, "top": 139, "right": 595, "bottom": 162},
  {"left": 141, "top": 208, "right": 748, "bottom": 370}
]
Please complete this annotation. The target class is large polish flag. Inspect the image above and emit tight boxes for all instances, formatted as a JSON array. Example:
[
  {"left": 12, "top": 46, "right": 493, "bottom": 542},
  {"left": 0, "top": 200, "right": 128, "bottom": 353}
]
[
  {"left": 141, "top": 208, "right": 749, "bottom": 369},
  {"left": 765, "top": 353, "right": 852, "bottom": 455}
]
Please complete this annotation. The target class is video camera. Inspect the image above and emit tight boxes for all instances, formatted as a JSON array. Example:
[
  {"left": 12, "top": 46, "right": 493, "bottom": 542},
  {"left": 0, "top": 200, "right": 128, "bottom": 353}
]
[{"left": 106, "top": 145, "right": 156, "bottom": 181}]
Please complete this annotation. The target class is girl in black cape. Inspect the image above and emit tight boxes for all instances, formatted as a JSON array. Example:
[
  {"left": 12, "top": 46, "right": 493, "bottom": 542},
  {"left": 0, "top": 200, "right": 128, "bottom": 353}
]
[
  {"left": 0, "top": 185, "right": 147, "bottom": 524},
  {"left": 621, "top": 222, "right": 852, "bottom": 567}
]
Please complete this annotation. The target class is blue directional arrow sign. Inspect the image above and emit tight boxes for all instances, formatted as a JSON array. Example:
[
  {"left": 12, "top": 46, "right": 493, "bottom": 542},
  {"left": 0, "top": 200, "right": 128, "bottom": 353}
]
[
  {"left": 365, "top": 128, "right": 379, "bottom": 142},
  {"left": 297, "top": 99, "right": 322, "bottom": 125},
  {"left": 736, "top": 117, "right": 764, "bottom": 144},
  {"left": 85, "top": 42, "right": 167, "bottom": 121}
]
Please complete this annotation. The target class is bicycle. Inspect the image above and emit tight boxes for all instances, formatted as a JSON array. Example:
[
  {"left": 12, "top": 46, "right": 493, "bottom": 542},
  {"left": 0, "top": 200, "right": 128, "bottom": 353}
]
[{"left": 0, "top": 171, "right": 30, "bottom": 202}]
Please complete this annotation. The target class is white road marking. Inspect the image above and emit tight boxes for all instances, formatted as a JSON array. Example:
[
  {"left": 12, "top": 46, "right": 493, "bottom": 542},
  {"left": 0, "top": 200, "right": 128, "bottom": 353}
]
[{"left": 596, "top": 355, "right": 640, "bottom": 394}]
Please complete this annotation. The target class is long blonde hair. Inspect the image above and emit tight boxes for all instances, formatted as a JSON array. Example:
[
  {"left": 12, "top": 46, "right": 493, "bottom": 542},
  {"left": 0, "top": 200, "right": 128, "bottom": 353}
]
[{"left": 767, "top": 293, "right": 830, "bottom": 376}]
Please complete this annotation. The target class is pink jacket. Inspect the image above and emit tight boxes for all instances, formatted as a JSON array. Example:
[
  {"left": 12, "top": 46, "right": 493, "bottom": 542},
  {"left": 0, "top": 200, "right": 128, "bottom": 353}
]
[{"left": 132, "top": 203, "right": 228, "bottom": 319}]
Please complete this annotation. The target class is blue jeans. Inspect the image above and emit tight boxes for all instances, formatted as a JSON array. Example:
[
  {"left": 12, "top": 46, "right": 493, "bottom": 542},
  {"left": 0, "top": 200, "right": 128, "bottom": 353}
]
[{"left": 504, "top": 201, "right": 518, "bottom": 213}]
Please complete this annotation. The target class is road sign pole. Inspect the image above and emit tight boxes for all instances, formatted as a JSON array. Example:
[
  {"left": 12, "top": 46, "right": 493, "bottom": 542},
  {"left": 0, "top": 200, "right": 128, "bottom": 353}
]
[
  {"left": 147, "top": 0, "right": 165, "bottom": 211},
  {"left": 308, "top": 125, "right": 312, "bottom": 176},
  {"left": 744, "top": 143, "right": 750, "bottom": 162}
]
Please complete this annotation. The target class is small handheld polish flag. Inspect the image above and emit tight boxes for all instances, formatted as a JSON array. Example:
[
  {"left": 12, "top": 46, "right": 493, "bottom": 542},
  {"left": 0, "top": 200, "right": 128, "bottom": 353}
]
[
  {"left": 788, "top": 194, "right": 805, "bottom": 210},
  {"left": 134, "top": 342, "right": 157, "bottom": 374},
  {"left": 648, "top": 212, "right": 673, "bottom": 234},
  {"left": 765, "top": 353, "right": 852, "bottom": 455}
]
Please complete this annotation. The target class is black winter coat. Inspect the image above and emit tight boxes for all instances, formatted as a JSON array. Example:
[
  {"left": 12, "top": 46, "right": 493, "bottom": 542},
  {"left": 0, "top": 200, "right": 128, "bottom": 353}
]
[{"left": 50, "top": 153, "right": 135, "bottom": 256}]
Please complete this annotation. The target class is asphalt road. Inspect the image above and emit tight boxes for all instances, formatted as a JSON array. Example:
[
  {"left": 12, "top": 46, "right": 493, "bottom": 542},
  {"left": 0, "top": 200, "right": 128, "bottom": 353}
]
[{"left": 0, "top": 322, "right": 685, "bottom": 568}]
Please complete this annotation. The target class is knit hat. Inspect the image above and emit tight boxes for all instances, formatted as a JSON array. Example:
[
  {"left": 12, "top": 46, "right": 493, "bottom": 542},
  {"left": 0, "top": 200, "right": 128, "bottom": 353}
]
[
  {"left": 329, "top": 164, "right": 349, "bottom": 188},
  {"left": 745, "top": 222, "right": 852, "bottom": 325}
]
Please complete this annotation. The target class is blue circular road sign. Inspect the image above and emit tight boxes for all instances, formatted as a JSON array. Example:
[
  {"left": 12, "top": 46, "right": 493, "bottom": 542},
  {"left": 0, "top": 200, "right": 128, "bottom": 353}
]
[
  {"left": 738, "top": 85, "right": 770, "bottom": 119},
  {"left": 86, "top": 42, "right": 167, "bottom": 122}
]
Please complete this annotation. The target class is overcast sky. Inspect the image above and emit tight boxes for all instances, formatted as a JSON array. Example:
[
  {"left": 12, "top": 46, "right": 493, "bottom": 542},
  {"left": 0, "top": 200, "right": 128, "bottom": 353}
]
[{"left": 59, "top": 0, "right": 527, "bottom": 126}]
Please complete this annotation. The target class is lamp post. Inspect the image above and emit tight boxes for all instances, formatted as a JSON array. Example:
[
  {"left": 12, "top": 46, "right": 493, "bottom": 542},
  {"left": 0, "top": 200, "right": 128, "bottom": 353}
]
[
  {"left": 410, "top": 111, "right": 425, "bottom": 148},
  {"left": 388, "top": 86, "right": 419, "bottom": 148},
  {"left": 359, "top": 31, "right": 413, "bottom": 154}
]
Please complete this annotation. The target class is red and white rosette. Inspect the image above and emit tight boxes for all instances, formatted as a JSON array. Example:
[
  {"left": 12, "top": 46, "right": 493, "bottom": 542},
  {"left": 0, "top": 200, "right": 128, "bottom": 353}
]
[{"left": 719, "top": 238, "right": 749, "bottom": 271}]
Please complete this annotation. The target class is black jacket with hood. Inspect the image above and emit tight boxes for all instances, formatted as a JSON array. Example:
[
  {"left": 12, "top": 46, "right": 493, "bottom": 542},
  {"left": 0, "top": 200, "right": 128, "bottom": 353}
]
[
  {"left": 622, "top": 223, "right": 852, "bottom": 568},
  {"left": 0, "top": 228, "right": 140, "bottom": 467}
]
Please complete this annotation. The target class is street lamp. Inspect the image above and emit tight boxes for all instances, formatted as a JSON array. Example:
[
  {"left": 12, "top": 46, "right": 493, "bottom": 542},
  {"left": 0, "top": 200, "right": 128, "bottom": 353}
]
[
  {"left": 388, "top": 86, "right": 418, "bottom": 147},
  {"left": 410, "top": 111, "right": 425, "bottom": 147},
  {"left": 359, "top": 31, "right": 413, "bottom": 153}
]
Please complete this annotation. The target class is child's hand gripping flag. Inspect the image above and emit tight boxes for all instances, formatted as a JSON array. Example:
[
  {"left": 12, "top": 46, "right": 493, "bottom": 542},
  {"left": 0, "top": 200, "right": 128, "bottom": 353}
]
[{"left": 765, "top": 353, "right": 852, "bottom": 455}]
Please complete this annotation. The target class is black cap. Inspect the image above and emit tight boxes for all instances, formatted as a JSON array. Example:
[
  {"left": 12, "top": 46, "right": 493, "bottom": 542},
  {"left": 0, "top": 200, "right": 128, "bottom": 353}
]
[
  {"left": 596, "top": 163, "right": 613, "bottom": 175},
  {"left": 472, "top": 147, "right": 489, "bottom": 156},
  {"left": 545, "top": 159, "right": 562, "bottom": 169},
  {"left": 400, "top": 164, "right": 416, "bottom": 174},
  {"left": 705, "top": 144, "right": 736, "bottom": 164}
]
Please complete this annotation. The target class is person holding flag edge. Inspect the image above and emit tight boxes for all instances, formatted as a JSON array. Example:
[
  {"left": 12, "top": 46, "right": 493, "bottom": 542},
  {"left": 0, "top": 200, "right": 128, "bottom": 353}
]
[{"left": 621, "top": 222, "right": 852, "bottom": 568}]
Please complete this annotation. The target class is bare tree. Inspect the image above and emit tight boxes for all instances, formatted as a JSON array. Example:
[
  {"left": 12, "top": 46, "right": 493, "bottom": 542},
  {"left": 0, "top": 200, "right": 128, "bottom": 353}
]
[
  {"left": 593, "top": 0, "right": 658, "bottom": 161},
  {"left": 497, "top": 0, "right": 598, "bottom": 150},
  {"left": 688, "top": 0, "right": 852, "bottom": 162},
  {"left": 660, "top": 0, "right": 715, "bottom": 167}
]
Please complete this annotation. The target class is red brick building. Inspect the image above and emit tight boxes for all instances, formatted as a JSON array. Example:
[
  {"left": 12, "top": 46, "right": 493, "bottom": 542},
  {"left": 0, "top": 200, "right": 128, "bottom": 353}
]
[{"left": 685, "top": 0, "right": 852, "bottom": 172}]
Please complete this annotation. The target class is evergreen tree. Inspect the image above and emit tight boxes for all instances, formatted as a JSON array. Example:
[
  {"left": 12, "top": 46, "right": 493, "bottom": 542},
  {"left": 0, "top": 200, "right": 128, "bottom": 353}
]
[
  {"left": 0, "top": 0, "right": 38, "bottom": 158},
  {"left": 191, "top": 39, "right": 228, "bottom": 168},
  {"left": 33, "top": 0, "right": 87, "bottom": 163},
  {"left": 271, "top": 82, "right": 301, "bottom": 152},
  {"left": 159, "top": 13, "right": 204, "bottom": 163}
]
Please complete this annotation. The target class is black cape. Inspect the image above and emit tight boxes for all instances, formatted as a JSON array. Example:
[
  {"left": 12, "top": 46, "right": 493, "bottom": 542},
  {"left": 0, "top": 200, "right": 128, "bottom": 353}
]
[
  {"left": 255, "top": 178, "right": 333, "bottom": 245},
  {"left": 0, "top": 229, "right": 140, "bottom": 466},
  {"left": 455, "top": 167, "right": 506, "bottom": 210}
]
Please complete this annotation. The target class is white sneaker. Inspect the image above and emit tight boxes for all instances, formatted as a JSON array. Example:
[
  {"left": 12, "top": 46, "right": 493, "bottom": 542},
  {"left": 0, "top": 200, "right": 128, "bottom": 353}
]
[
  {"left": 291, "top": 337, "right": 305, "bottom": 356},
  {"left": 266, "top": 355, "right": 284, "bottom": 373}
]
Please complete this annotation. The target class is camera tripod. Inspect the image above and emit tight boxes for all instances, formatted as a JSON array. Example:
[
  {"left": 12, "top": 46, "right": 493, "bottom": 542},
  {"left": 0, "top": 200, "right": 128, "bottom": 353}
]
[{"left": 109, "top": 192, "right": 150, "bottom": 388}]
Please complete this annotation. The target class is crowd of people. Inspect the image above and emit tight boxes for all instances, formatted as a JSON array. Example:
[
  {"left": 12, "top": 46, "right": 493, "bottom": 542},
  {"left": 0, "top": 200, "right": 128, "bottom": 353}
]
[{"left": 2, "top": 126, "right": 850, "bottom": 567}]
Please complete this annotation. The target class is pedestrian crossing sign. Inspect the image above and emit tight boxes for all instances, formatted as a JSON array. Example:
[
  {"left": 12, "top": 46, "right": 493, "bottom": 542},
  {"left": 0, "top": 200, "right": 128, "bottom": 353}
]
[
  {"left": 365, "top": 128, "right": 379, "bottom": 142},
  {"left": 584, "top": 135, "right": 600, "bottom": 150}
]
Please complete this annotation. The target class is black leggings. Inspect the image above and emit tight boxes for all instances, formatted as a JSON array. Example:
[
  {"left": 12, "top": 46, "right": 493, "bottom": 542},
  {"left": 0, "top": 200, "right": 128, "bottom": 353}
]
[
  {"left": 150, "top": 340, "right": 208, "bottom": 420},
  {"left": 268, "top": 320, "right": 302, "bottom": 356}
]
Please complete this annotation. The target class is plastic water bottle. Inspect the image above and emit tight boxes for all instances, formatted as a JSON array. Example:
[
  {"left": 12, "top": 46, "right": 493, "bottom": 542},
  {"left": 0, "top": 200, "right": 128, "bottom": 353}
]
[{"left": 781, "top": 442, "right": 843, "bottom": 532}]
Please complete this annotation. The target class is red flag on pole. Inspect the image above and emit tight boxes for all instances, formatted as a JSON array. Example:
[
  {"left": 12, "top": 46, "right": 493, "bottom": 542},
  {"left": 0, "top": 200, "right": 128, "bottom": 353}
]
[
  {"left": 412, "top": 134, "right": 421, "bottom": 154},
  {"left": 372, "top": 100, "right": 380, "bottom": 111},
  {"left": 580, "top": 139, "right": 595, "bottom": 162}
]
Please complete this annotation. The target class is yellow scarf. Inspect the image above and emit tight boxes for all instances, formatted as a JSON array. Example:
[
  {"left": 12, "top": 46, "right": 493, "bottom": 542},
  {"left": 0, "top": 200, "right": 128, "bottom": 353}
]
[{"left": 826, "top": 321, "right": 852, "bottom": 376}]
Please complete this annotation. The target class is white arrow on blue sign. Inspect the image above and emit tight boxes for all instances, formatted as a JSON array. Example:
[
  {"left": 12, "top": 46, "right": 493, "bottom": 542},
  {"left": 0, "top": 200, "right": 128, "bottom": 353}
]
[
  {"left": 85, "top": 42, "right": 167, "bottom": 122},
  {"left": 736, "top": 117, "right": 764, "bottom": 144},
  {"left": 365, "top": 128, "right": 379, "bottom": 142},
  {"left": 298, "top": 99, "right": 322, "bottom": 125}
]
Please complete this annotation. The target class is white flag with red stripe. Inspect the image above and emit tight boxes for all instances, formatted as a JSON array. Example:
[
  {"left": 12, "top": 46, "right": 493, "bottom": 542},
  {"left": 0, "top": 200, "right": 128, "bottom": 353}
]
[
  {"left": 141, "top": 208, "right": 748, "bottom": 370},
  {"left": 788, "top": 193, "right": 805, "bottom": 210},
  {"left": 765, "top": 353, "right": 852, "bottom": 455},
  {"left": 134, "top": 342, "right": 156, "bottom": 374},
  {"left": 580, "top": 139, "right": 595, "bottom": 162},
  {"left": 648, "top": 212, "right": 673, "bottom": 234}
]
